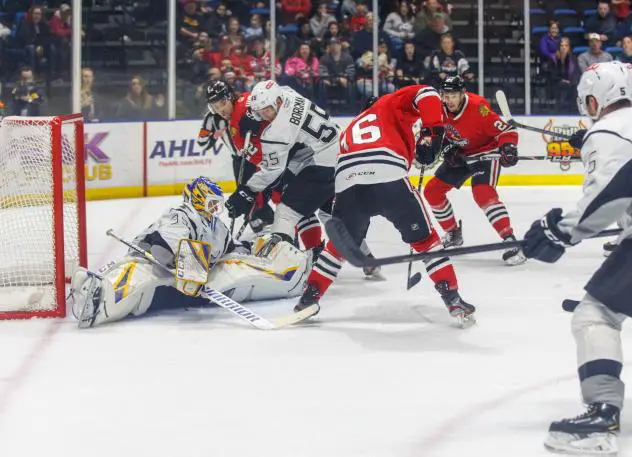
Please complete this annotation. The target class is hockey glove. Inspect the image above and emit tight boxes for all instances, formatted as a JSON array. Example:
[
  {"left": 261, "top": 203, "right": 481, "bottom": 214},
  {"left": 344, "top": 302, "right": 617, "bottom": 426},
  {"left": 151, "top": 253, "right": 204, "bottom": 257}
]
[
  {"left": 442, "top": 143, "right": 466, "bottom": 167},
  {"left": 522, "top": 208, "right": 574, "bottom": 263},
  {"left": 415, "top": 142, "right": 437, "bottom": 166},
  {"left": 225, "top": 185, "right": 256, "bottom": 219},
  {"left": 568, "top": 128, "right": 587, "bottom": 150},
  {"left": 499, "top": 143, "right": 518, "bottom": 168},
  {"left": 239, "top": 109, "right": 261, "bottom": 137}
]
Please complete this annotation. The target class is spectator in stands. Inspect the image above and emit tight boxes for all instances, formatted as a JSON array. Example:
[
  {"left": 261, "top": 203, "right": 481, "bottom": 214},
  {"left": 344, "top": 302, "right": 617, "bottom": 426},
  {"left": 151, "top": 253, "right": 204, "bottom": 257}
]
[
  {"left": 617, "top": 35, "right": 632, "bottom": 63},
  {"left": 16, "top": 6, "right": 54, "bottom": 78},
  {"left": 281, "top": 42, "right": 319, "bottom": 97},
  {"left": 310, "top": 1, "right": 336, "bottom": 39},
  {"left": 539, "top": 20, "right": 561, "bottom": 62},
  {"left": 206, "top": 2, "right": 232, "bottom": 38},
  {"left": 11, "top": 67, "right": 43, "bottom": 116},
  {"left": 245, "top": 14, "right": 264, "bottom": 40},
  {"left": 80, "top": 67, "right": 99, "bottom": 122},
  {"left": 414, "top": 0, "right": 452, "bottom": 35},
  {"left": 223, "top": 17, "right": 245, "bottom": 48},
  {"left": 50, "top": 3, "right": 73, "bottom": 77},
  {"left": 384, "top": 1, "right": 415, "bottom": 53},
  {"left": 322, "top": 21, "right": 351, "bottom": 53},
  {"left": 116, "top": 76, "right": 163, "bottom": 121},
  {"left": 394, "top": 40, "right": 426, "bottom": 88},
  {"left": 192, "top": 32, "right": 221, "bottom": 80},
  {"left": 341, "top": 0, "right": 358, "bottom": 17},
  {"left": 284, "top": 18, "right": 315, "bottom": 59},
  {"left": 351, "top": 12, "right": 390, "bottom": 59},
  {"left": 279, "top": 0, "right": 312, "bottom": 24},
  {"left": 547, "top": 37, "right": 579, "bottom": 113},
  {"left": 611, "top": 0, "right": 630, "bottom": 22},
  {"left": 319, "top": 38, "right": 355, "bottom": 108},
  {"left": 428, "top": 33, "right": 474, "bottom": 87},
  {"left": 349, "top": 3, "right": 368, "bottom": 33},
  {"left": 585, "top": 1, "right": 618, "bottom": 47},
  {"left": 578, "top": 33, "right": 614, "bottom": 72},
  {"left": 249, "top": 37, "right": 282, "bottom": 81},
  {"left": 230, "top": 43, "right": 256, "bottom": 91},
  {"left": 415, "top": 13, "right": 452, "bottom": 56},
  {"left": 356, "top": 39, "right": 396, "bottom": 99},
  {"left": 177, "top": 0, "right": 204, "bottom": 44}
]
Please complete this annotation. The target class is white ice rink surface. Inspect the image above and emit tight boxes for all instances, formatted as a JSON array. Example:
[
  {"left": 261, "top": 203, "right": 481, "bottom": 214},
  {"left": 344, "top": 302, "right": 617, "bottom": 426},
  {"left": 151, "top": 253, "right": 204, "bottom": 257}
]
[{"left": 1, "top": 186, "right": 631, "bottom": 457}]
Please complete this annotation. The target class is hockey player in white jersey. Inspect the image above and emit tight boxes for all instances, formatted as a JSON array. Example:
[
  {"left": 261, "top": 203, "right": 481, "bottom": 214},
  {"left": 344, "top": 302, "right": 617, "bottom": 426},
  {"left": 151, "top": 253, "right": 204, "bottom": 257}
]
[
  {"left": 522, "top": 62, "right": 632, "bottom": 455},
  {"left": 224, "top": 80, "right": 338, "bottom": 253},
  {"left": 71, "top": 177, "right": 310, "bottom": 328}
]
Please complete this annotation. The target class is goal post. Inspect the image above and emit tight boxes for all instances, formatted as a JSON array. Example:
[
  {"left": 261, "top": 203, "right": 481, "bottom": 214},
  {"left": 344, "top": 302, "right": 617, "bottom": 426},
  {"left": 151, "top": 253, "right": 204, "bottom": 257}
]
[{"left": 0, "top": 114, "right": 87, "bottom": 320}]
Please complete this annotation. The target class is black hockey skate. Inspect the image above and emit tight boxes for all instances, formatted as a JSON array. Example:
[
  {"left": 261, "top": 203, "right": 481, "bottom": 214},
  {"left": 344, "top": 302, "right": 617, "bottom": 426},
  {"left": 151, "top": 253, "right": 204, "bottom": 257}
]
[
  {"left": 603, "top": 241, "right": 618, "bottom": 257},
  {"left": 441, "top": 221, "right": 463, "bottom": 248},
  {"left": 502, "top": 234, "right": 527, "bottom": 266},
  {"left": 545, "top": 403, "right": 619, "bottom": 456},
  {"left": 435, "top": 280, "right": 476, "bottom": 327},
  {"left": 294, "top": 283, "right": 321, "bottom": 316}
]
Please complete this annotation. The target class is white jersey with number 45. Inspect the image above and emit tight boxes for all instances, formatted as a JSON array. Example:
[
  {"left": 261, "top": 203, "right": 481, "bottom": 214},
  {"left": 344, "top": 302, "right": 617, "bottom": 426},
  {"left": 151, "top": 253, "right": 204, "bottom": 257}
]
[{"left": 246, "top": 87, "right": 339, "bottom": 192}]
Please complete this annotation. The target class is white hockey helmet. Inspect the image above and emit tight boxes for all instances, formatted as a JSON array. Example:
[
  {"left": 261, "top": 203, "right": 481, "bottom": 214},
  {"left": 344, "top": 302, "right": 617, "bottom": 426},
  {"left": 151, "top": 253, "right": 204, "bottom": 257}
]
[
  {"left": 250, "top": 80, "right": 283, "bottom": 117},
  {"left": 577, "top": 62, "right": 631, "bottom": 120}
]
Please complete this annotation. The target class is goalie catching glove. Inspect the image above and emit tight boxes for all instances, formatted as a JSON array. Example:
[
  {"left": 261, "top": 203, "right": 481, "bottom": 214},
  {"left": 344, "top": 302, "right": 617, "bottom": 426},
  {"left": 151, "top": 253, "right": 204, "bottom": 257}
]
[{"left": 225, "top": 185, "right": 256, "bottom": 218}]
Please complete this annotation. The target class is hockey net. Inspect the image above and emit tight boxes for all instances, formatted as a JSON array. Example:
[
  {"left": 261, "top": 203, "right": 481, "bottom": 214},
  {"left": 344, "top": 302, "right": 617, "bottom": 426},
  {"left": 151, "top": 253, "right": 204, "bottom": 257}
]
[{"left": 0, "top": 115, "right": 87, "bottom": 319}]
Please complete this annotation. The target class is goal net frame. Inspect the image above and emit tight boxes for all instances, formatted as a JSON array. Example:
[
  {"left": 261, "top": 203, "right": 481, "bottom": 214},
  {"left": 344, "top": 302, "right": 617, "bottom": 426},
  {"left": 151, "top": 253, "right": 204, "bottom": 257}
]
[{"left": 0, "top": 114, "right": 87, "bottom": 320}]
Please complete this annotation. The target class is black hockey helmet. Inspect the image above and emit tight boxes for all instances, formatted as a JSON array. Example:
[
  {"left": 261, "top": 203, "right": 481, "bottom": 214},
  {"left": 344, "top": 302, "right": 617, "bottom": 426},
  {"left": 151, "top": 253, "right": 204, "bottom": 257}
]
[
  {"left": 206, "top": 80, "right": 235, "bottom": 105},
  {"left": 362, "top": 96, "right": 379, "bottom": 111},
  {"left": 441, "top": 76, "right": 465, "bottom": 93}
]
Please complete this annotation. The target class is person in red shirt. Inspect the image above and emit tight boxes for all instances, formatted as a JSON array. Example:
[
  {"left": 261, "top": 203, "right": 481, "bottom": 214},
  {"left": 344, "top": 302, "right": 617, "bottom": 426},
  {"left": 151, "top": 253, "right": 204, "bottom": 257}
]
[
  {"left": 197, "top": 81, "right": 323, "bottom": 248},
  {"left": 279, "top": 0, "right": 312, "bottom": 24},
  {"left": 295, "top": 85, "right": 476, "bottom": 323},
  {"left": 423, "top": 76, "right": 525, "bottom": 265}
]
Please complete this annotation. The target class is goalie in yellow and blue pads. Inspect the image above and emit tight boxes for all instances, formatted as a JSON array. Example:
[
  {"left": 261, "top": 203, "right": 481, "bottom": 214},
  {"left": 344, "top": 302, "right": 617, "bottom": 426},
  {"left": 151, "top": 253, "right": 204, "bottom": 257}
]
[{"left": 71, "top": 176, "right": 311, "bottom": 328}]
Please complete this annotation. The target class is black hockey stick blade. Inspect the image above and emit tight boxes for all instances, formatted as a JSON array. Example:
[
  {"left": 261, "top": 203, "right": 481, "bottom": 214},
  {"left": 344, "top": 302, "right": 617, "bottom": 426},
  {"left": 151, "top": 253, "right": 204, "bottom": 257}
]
[
  {"left": 325, "top": 217, "right": 370, "bottom": 267},
  {"left": 562, "top": 299, "right": 580, "bottom": 313},
  {"left": 407, "top": 272, "right": 422, "bottom": 290}
]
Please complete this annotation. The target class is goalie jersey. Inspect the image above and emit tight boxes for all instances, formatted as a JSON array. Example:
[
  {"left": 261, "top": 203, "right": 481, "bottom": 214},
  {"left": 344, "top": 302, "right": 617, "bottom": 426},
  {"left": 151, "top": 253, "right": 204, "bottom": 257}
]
[
  {"left": 558, "top": 106, "right": 632, "bottom": 243},
  {"left": 246, "top": 87, "right": 339, "bottom": 192},
  {"left": 132, "top": 203, "right": 234, "bottom": 269}
]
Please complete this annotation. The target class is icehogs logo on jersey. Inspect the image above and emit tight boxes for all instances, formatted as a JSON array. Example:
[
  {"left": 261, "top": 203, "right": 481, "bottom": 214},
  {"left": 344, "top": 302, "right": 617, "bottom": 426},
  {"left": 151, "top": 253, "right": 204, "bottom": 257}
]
[{"left": 444, "top": 124, "right": 469, "bottom": 147}]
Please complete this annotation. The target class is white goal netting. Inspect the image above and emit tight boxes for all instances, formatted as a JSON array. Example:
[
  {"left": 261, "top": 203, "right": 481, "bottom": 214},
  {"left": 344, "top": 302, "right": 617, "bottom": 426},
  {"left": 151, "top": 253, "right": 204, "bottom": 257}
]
[{"left": 0, "top": 116, "right": 84, "bottom": 317}]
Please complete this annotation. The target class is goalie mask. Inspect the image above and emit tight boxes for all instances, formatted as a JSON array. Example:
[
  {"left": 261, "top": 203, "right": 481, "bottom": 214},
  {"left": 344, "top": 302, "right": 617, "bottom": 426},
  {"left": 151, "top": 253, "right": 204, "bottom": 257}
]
[{"left": 183, "top": 177, "right": 224, "bottom": 221}]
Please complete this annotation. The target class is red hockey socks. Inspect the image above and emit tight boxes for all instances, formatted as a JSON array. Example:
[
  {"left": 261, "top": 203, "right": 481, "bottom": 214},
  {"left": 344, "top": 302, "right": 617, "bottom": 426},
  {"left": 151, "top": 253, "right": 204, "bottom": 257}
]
[
  {"left": 472, "top": 184, "right": 513, "bottom": 239},
  {"left": 424, "top": 177, "right": 458, "bottom": 232}
]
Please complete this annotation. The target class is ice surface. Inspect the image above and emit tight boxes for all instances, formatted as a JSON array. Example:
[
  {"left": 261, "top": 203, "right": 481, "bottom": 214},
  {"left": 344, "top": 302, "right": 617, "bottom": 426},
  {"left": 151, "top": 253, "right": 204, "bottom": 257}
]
[{"left": 1, "top": 187, "right": 631, "bottom": 457}]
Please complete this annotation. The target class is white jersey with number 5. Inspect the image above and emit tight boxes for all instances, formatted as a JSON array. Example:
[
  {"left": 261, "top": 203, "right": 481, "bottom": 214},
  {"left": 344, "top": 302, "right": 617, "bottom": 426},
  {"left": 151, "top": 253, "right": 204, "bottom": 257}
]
[{"left": 245, "top": 87, "right": 339, "bottom": 193}]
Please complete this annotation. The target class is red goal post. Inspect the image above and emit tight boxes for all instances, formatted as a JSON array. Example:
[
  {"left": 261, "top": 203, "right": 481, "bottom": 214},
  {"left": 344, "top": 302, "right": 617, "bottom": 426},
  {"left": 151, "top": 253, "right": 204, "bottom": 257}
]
[{"left": 0, "top": 114, "right": 87, "bottom": 320}]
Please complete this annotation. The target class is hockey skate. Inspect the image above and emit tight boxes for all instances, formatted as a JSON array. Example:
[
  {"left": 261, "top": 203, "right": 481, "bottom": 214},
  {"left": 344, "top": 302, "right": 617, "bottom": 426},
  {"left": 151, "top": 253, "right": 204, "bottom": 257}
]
[
  {"left": 603, "top": 241, "right": 618, "bottom": 257},
  {"left": 544, "top": 403, "right": 619, "bottom": 456},
  {"left": 502, "top": 234, "right": 527, "bottom": 266},
  {"left": 435, "top": 280, "right": 476, "bottom": 327},
  {"left": 294, "top": 283, "right": 321, "bottom": 316},
  {"left": 441, "top": 221, "right": 463, "bottom": 248}
]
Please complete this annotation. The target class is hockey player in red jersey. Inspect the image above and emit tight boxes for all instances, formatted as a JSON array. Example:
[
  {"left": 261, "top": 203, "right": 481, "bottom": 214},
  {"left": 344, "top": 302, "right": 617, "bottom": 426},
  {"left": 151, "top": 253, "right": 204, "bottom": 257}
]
[
  {"left": 197, "top": 81, "right": 323, "bottom": 250},
  {"left": 295, "top": 85, "right": 476, "bottom": 323},
  {"left": 423, "top": 76, "right": 526, "bottom": 265}
]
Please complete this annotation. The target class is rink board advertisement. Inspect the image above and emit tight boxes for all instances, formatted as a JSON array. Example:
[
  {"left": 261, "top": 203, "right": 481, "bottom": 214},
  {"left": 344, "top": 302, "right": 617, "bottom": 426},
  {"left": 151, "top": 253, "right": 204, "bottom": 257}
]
[
  {"left": 83, "top": 123, "right": 144, "bottom": 199},
  {"left": 82, "top": 116, "right": 589, "bottom": 200},
  {"left": 145, "top": 120, "right": 232, "bottom": 196}
]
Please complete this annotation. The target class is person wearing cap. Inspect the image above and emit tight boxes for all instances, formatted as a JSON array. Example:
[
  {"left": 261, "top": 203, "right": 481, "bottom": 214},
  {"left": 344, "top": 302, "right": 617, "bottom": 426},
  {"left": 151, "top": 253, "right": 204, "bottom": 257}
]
[
  {"left": 318, "top": 37, "right": 354, "bottom": 109},
  {"left": 578, "top": 33, "right": 614, "bottom": 73},
  {"left": 585, "top": 0, "right": 618, "bottom": 47}
]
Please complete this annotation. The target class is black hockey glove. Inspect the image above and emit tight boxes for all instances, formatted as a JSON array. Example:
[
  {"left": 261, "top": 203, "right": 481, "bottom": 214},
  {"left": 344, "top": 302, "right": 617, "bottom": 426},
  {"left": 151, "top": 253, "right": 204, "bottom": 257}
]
[
  {"left": 239, "top": 108, "right": 261, "bottom": 137},
  {"left": 415, "top": 126, "right": 445, "bottom": 166},
  {"left": 499, "top": 143, "right": 518, "bottom": 168},
  {"left": 568, "top": 129, "right": 587, "bottom": 150},
  {"left": 225, "top": 185, "right": 256, "bottom": 219},
  {"left": 442, "top": 143, "right": 466, "bottom": 167},
  {"left": 415, "top": 142, "right": 436, "bottom": 166},
  {"left": 522, "top": 208, "right": 574, "bottom": 263}
]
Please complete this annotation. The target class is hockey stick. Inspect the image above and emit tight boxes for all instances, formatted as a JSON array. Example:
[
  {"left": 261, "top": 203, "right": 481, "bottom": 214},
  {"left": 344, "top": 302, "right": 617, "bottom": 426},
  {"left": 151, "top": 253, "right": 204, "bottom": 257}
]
[
  {"left": 406, "top": 169, "right": 424, "bottom": 289},
  {"left": 105, "top": 229, "right": 318, "bottom": 329},
  {"left": 230, "top": 130, "right": 252, "bottom": 236},
  {"left": 464, "top": 154, "right": 581, "bottom": 165},
  {"left": 495, "top": 90, "right": 573, "bottom": 140},
  {"left": 325, "top": 218, "right": 622, "bottom": 268}
]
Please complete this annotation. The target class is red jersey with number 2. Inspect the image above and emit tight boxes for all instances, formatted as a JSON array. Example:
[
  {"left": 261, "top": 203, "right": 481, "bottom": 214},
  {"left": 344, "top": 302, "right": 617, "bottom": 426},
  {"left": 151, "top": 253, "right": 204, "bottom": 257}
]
[
  {"left": 443, "top": 92, "right": 518, "bottom": 157},
  {"left": 337, "top": 85, "right": 444, "bottom": 192}
]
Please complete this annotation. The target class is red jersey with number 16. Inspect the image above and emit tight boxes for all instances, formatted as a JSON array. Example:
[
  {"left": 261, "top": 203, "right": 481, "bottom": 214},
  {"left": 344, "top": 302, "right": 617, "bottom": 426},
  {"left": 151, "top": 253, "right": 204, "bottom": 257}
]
[
  {"left": 337, "top": 85, "right": 444, "bottom": 192},
  {"left": 443, "top": 92, "right": 518, "bottom": 157}
]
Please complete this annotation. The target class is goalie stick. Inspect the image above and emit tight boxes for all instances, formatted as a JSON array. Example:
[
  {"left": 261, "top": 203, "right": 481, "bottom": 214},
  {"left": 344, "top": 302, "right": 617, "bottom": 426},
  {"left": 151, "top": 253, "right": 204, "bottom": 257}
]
[
  {"left": 105, "top": 229, "right": 318, "bottom": 329},
  {"left": 325, "top": 218, "right": 622, "bottom": 268},
  {"left": 495, "top": 90, "right": 573, "bottom": 140}
]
